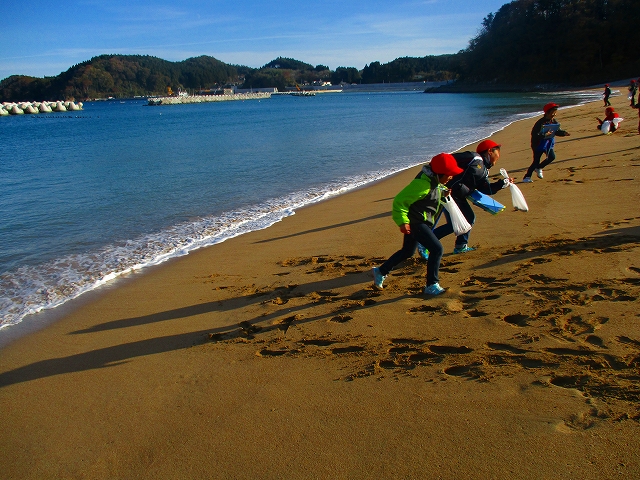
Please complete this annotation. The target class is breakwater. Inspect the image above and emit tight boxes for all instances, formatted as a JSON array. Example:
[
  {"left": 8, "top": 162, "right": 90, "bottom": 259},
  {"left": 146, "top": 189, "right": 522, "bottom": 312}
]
[
  {"left": 147, "top": 92, "right": 271, "bottom": 106},
  {"left": 0, "top": 100, "right": 83, "bottom": 116}
]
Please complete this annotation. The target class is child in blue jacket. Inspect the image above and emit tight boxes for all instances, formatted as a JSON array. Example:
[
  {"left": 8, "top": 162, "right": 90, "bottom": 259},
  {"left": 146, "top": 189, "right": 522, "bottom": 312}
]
[{"left": 523, "top": 103, "right": 570, "bottom": 183}]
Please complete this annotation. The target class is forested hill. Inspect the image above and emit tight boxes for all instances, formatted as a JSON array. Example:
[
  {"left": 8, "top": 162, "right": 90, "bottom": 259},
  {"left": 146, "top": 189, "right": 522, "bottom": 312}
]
[
  {"left": 457, "top": 0, "right": 639, "bottom": 88},
  {"left": 0, "top": 55, "right": 240, "bottom": 102},
  {"left": 0, "top": 54, "right": 458, "bottom": 102}
]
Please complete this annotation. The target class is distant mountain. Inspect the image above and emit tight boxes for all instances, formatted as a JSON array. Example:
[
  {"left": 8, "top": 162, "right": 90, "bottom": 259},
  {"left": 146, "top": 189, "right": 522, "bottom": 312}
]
[
  {"left": 239, "top": 54, "right": 459, "bottom": 91},
  {"left": 0, "top": 55, "right": 241, "bottom": 102},
  {"left": 0, "top": 53, "right": 459, "bottom": 101}
]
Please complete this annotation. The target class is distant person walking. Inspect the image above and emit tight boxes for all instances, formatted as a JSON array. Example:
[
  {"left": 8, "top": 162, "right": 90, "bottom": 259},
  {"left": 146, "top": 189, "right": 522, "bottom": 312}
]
[
  {"left": 629, "top": 80, "right": 638, "bottom": 107},
  {"left": 523, "top": 103, "right": 570, "bottom": 183},
  {"left": 632, "top": 103, "right": 640, "bottom": 135},
  {"left": 603, "top": 84, "right": 612, "bottom": 106},
  {"left": 372, "top": 153, "right": 462, "bottom": 296}
]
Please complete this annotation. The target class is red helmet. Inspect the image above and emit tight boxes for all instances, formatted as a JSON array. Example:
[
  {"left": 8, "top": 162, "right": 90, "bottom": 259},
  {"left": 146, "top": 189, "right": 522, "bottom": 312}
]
[
  {"left": 476, "top": 139, "right": 501, "bottom": 153},
  {"left": 430, "top": 153, "right": 463, "bottom": 176},
  {"left": 543, "top": 102, "right": 559, "bottom": 113}
]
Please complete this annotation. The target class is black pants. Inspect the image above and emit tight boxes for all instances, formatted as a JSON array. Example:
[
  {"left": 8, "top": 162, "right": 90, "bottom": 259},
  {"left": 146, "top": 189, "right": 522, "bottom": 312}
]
[
  {"left": 525, "top": 148, "right": 556, "bottom": 178},
  {"left": 379, "top": 222, "right": 443, "bottom": 286}
]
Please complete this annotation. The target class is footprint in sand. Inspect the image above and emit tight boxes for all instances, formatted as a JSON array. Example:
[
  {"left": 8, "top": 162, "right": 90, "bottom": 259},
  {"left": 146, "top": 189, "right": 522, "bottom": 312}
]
[
  {"left": 274, "top": 315, "right": 298, "bottom": 334},
  {"left": 585, "top": 335, "right": 605, "bottom": 348},
  {"left": 429, "top": 345, "right": 473, "bottom": 354},
  {"left": 524, "top": 257, "right": 552, "bottom": 266},
  {"left": 439, "top": 266, "right": 460, "bottom": 273},
  {"left": 616, "top": 335, "right": 640, "bottom": 348},
  {"left": 407, "top": 305, "right": 439, "bottom": 314},
  {"left": 331, "top": 345, "right": 365, "bottom": 355},
  {"left": 257, "top": 348, "right": 299, "bottom": 357},
  {"left": 544, "top": 347, "right": 595, "bottom": 357},
  {"left": 486, "top": 342, "right": 529, "bottom": 354},
  {"left": 301, "top": 338, "right": 338, "bottom": 347},
  {"left": 503, "top": 314, "right": 529, "bottom": 327},
  {"left": 390, "top": 338, "right": 432, "bottom": 345},
  {"left": 239, "top": 321, "right": 262, "bottom": 336},
  {"left": 466, "top": 309, "right": 489, "bottom": 317},
  {"left": 444, "top": 363, "right": 482, "bottom": 379}
]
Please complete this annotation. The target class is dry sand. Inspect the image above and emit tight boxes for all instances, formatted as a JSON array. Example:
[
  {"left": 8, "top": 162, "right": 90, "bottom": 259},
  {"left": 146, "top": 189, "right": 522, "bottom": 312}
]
[{"left": 1, "top": 92, "right": 639, "bottom": 479}]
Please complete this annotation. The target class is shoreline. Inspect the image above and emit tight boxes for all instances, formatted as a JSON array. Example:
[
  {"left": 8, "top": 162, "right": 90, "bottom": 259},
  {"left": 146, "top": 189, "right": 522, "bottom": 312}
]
[
  {"left": 424, "top": 78, "right": 636, "bottom": 94},
  {"left": 0, "top": 90, "right": 603, "bottom": 339},
  {"left": 2, "top": 93, "right": 639, "bottom": 478}
]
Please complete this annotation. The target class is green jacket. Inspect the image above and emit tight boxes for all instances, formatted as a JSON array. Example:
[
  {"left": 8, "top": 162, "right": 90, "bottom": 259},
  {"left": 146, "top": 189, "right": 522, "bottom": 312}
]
[{"left": 392, "top": 166, "right": 445, "bottom": 228}]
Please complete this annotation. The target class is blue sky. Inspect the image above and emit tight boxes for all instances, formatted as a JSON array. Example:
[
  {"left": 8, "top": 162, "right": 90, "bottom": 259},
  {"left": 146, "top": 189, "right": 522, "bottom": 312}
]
[{"left": 1, "top": 0, "right": 508, "bottom": 80}]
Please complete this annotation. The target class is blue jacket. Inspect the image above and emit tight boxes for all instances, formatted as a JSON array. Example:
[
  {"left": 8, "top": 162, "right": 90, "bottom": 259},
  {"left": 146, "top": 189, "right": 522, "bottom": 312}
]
[{"left": 531, "top": 117, "right": 569, "bottom": 153}]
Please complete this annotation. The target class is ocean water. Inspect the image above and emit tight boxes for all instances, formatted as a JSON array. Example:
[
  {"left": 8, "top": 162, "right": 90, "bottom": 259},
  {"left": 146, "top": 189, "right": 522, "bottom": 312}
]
[{"left": 0, "top": 89, "right": 601, "bottom": 338}]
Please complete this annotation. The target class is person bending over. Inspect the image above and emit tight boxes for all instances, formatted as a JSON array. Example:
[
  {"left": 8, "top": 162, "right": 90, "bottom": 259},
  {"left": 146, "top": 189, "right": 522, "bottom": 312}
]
[
  {"left": 430, "top": 139, "right": 510, "bottom": 255},
  {"left": 596, "top": 107, "right": 623, "bottom": 134},
  {"left": 372, "top": 153, "right": 462, "bottom": 296}
]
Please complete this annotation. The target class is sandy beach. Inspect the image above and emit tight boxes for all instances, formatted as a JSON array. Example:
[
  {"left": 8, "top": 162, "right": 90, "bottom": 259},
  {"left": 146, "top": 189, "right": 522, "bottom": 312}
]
[{"left": 1, "top": 91, "right": 639, "bottom": 479}]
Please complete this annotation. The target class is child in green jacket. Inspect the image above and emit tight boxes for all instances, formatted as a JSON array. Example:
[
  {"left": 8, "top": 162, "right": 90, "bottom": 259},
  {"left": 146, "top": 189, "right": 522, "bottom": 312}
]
[{"left": 373, "top": 153, "right": 463, "bottom": 296}]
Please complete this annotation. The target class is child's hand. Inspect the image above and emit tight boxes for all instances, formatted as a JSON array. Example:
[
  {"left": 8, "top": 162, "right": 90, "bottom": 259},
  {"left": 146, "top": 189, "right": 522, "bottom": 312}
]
[{"left": 400, "top": 224, "right": 411, "bottom": 235}]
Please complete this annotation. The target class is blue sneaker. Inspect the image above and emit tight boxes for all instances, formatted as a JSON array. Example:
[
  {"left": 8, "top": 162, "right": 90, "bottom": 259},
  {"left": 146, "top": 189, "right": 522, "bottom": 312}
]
[
  {"left": 417, "top": 243, "right": 429, "bottom": 260},
  {"left": 424, "top": 283, "right": 445, "bottom": 296},
  {"left": 453, "top": 244, "right": 475, "bottom": 254},
  {"left": 372, "top": 267, "right": 386, "bottom": 289}
]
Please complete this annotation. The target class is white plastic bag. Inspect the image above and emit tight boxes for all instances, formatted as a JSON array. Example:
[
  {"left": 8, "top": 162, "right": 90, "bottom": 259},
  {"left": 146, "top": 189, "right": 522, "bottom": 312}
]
[
  {"left": 500, "top": 168, "right": 529, "bottom": 212},
  {"left": 442, "top": 195, "right": 472, "bottom": 235}
]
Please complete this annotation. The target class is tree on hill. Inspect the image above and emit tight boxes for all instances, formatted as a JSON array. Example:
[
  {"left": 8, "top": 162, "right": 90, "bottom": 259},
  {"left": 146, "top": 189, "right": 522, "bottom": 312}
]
[
  {"left": 460, "top": 0, "right": 640, "bottom": 85},
  {"left": 177, "top": 56, "right": 238, "bottom": 89},
  {"left": 240, "top": 57, "right": 332, "bottom": 90},
  {"left": 331, "top": 67, "right": 362, "bottom": 85},
  {"left": 262, "top": 57, "right": 314, "bottom": 71},
  {"left": 241, "top": 69, "right": 290, "bottom": 91},
  {"left": 360, "top": 56, "right": 458, "bottom": 83}
]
